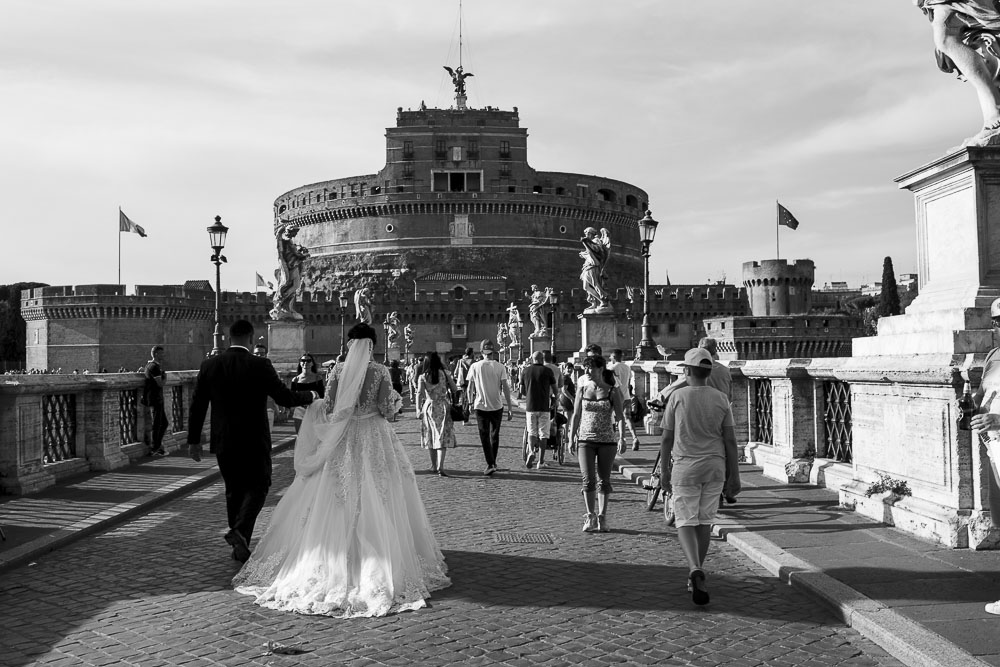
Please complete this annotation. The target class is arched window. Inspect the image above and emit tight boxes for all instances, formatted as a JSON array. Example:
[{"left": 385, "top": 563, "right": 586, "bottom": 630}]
[
  {"left": 454, "top": 285, "right": 465, "bottom": 300},
  {"left": 625, "top": 194, "right": 638, "bottom": 207}
]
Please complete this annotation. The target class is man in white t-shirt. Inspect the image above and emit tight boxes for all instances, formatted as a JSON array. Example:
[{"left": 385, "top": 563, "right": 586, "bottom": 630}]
[
  {"left": 465, "top": 339, "right": 513, "bottom": 476},
  {"left": 607, "top": 349, "right": 639, "bottom": 450}
]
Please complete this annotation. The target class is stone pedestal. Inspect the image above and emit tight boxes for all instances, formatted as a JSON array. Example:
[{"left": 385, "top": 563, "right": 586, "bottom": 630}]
[
  {"left": 529, "top": 336, "right": 552, "bottom": 356},
  {"left": 508, "top": 344, "right": 524, "bottom": 363},
  {"left": 578, "top": 313, "right": 618, "bottom": 358},
  {"left": 854, "top": 148, "right": 1000, "bottom": 356},
  {"left": 266, "top": 319, "right": 307, "bottom": 366},
  {"left": 385, "top": 346, "right": 401, "bottom": 362}
]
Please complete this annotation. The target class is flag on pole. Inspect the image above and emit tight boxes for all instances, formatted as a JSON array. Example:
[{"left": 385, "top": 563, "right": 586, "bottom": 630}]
[
  {"left": 256, "top": 272, "right": 273, "bottom": 290},
  {"left": 777, "top": 202, "right": 800, "bottom": 230},
  {"left": 119, "top": 210, "right": 147, "bottom": 237}
]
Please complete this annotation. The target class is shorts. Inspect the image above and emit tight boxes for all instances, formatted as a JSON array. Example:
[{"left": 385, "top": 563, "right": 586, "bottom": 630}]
[
  {"left": 526, "top": 411, "right": 551, "bottom": 439},
  {"left": 671, "top": 479, "right": 725, "bottom": 527}
]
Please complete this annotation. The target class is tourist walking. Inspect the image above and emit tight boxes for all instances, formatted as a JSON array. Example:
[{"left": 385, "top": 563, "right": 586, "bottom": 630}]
[
  {"left": 232, "top": 323, "right": 450, "bottom": 616},
  {"left": 465, "top": 339, "right": 513, "bottom": 476},
  {"left": 659, "top": 347, "right": 741, "bottom": 606},
  {"left": 142, "top": 345, "right": 168, "bottom": 457},
  {"left": 416, "top": 352, "right": 458, "bottom": 476},
  {"left": 291, "top": 352, "right": 324, "bottom": 434},
  {"left": 569, "top": 355, "right": 625, "bottom": 533},
  {"left": 186, "top": 320, "right": 316, "bottom": 563},
  {"left": 972, "top": 298, "right": 1000, "bottom": 614},
  {"left": 521, "top": 350, "right": 558, "bottom": 469},
  {"left": 607, "top": 349, "right": 640, "bottom": 450}
]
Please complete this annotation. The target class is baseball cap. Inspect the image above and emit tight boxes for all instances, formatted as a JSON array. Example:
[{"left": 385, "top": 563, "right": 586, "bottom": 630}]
[
  {"left": 480, "top": 339, "right": 495, "bottom": 352},
  {"left": 680, "top": 348, "right": 714, "bottom": 369}
]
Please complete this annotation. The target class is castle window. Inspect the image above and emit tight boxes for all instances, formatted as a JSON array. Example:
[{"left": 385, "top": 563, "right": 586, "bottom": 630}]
[
  {"left": 403, "top": 141, "right": 414, "bottom": 160},
  {"left": 359, "top": 183, "right": 366, "bottom": 197},
  {"left": 468, "top": 140, "right": 479, "bottom": 160},
  {"left": 403, "top": 164, "right": 414, "bottom": 179},
  {"left": 431, "top": 171, "right": 483, "bottom": 192},
  {"left": 454, "top": 286, "right": 465, "bottom": 300},
  {"left": 452, "top": 146, "right": 462, "bottom": 161},
  {"left": 596, "top": 188, "right": 617, "bottom": 203},
  {"left": 556, "top": 187, "right": 565, "bottom": 195},
  {"left": 500, "top": 141, "right": 510, "bottom": 159},
  {"left": 668, "top": 323, "right": 677, "bottom": 334},
  {"left": 576, "top": 184, "right": 588, "bottom": 198},
  {"left": 626, "top": 194, "right": 639, "bottom": 207},
  {"left": 500, "top": 164, "right": 511, "bottom": 179},
  {"left": 532, "top": 185, "right": 543, "bottom": 194},
  {"left": 350, "top": 184, "right": 358, "bottom": 197},
  {"left": 435, "top": 140, "right": 447, "bottom": 159}
]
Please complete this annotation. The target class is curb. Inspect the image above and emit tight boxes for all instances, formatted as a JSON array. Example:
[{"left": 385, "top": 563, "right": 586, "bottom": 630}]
[
  {"left": 0, "top": 435, "right": 297, "bottom": 574},
  {"left": 615, "top": 460, "right": 990, "bottom": 667}
]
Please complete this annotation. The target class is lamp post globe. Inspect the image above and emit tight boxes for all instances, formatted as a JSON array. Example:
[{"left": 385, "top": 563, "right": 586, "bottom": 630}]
[
  {"left": 206, "top": 215, "right": 229, "bottom": 356},
  {"left": 636, "top": 210, "right": 659, "bottom": 361}
]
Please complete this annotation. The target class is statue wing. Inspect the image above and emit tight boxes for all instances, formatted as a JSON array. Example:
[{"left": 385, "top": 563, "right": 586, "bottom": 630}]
[
  {"left": 464, "top": 72, "right": 474, "bottom": 79},
  {"left": 443, "top": 66, "right": 455, "bottom": 77}
]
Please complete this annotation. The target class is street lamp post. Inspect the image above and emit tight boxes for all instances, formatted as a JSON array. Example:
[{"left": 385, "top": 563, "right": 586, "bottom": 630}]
[
  {"left": 338, "top": 292, "right": 349, "bottom": 356},
  {"left": 636, "top": 210, "right": 660, "bottom": 361},
  {"left": 206, "top": 215, "right": 229, "bottom": 356},
  {"left": 549, "top": 293, "right": 559, "bottom": 358}
]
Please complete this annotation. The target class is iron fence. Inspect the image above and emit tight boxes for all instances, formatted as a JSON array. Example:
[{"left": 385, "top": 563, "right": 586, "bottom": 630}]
[
  {"left": 753, "top": 378, "right": 773, "bottom": 444},
  {"left": 119, "top": 388, "right": 138, "bottom": 446},
  {"left": 823, "top": 380, "right": 853, "bottom": 463},
  {"left": 42, "top": 394, "right": 77, "bottom": 463}
]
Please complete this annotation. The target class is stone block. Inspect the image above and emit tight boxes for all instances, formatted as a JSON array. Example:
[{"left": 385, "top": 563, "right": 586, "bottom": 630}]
[{"left": 267, "top": 320, "right": 307, "bottom": 364}]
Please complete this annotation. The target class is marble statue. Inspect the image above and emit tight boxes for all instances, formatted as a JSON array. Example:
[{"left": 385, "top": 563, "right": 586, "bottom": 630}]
[
  {"left": 269, "top": 223, "right": 309, "bottom": 321},
  {"left": 497, "top": 322, "right": 508, "bottom": 349},
  {"left": 528, "top": 285, "right": 554, "bottom": 338},
  {"left": 384, "top": 311, "right": 400, "bottom": 349},
  {"left": 404, "top": 323, "right": 413, "bottom": 350},
  {"left": 916, "top": 0, "right": 1000, "bottom": 146},
  {"left": 580, "top": 227, "right": 613, "bottom": 314},
  {"left": 354, "top": 287, "right": 373, "bottom": 324},
  {"left": 506, "top": 303, "right": 523, "bottom": 347}
]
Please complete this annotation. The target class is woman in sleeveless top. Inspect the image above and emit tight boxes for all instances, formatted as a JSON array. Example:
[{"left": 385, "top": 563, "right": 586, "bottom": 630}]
[
  {"left": 291, "top": 353, "right": 324, "bottom": 433},
  {"left": 416, "top": 352, "right": 458, "bottom": 476},
  {"left": 569, "top": 355, "right": 625, "bottom": 533}
]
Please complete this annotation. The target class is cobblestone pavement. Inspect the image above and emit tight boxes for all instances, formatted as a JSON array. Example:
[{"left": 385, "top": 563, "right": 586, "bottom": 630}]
[{"left": 0, "top": 412, "right": 902, "bottom": 667}]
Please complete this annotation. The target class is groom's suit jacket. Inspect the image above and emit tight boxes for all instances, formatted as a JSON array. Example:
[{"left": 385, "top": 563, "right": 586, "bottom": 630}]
[{"left": 187, "top": 346, "right": 314, "bottom": 478}]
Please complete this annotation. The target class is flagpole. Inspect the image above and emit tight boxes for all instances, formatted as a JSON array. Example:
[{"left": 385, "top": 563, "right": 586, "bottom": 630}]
[
  {"left": 118, "top": 206, "right": 122, "bottom": 286},
  {"left": 775, "top": 200, "right": 780, "bottom": 260}
]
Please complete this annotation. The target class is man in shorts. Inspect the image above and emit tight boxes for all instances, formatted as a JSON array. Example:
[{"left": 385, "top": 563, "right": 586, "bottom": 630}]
[
  {"left": 607, "top": 349, "right": 640, "bottom": 450},
  {"left": 520, "top": 350, "right": 557, "bottom": 469},
  {"left": 659, "top": 347, "right": 740, "bottom": 606}
]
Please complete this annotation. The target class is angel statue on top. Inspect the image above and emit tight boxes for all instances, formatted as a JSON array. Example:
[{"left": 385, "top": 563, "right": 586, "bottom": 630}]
[
  {"left": 580, "top": 227, "right": 613, "bottom": 315},
  {"left": 269, "top": 222, "right": 310, "bottom": 321},
  {"left": 443, "top": 65, "right": 474, "bottom": 97},
  {"left": 384, "top": 312, "right": 400, "bottom": 349},
  {"left": 528, "top": 285, "right": 554, "bottom": 338},
  {"left": 915, "top": 0, "right": 1000, "bottom": 147},
  {"left": 354, "top": 287, "right": 373, "bottom": 324}
]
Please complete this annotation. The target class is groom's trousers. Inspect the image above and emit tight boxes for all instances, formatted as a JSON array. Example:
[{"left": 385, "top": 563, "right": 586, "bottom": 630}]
[
  {"left": 216, "top": 451, "right": 271, "bottom": 542},
  {"left": 475, "top": 408, "right": 503, "bottom": 468}
]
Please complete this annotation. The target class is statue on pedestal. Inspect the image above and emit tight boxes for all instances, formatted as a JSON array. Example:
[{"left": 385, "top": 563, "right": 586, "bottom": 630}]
[
  {"left": 916, "top": 1, "right": 1000, "bottom": 146},
  {"left": 384, "top": 311, "right": 400, "bottom": 349},
  {"left": 354, "top": 287, "right": 373, "bottom": 324},
  {"left": 506, "top": 303, "right": 523, "bottom": 348},
  {"left": 404, "top": 323, "right": 413, "bottom": 349},
  {"left": 580, "top": 227, "right": 613, "bottom": 315},
  {"left": 528, "top": 285, "right": 554, "bottom": 338},
  {"left": 269, "top": 223, "right": 309, "bottom": 321}
]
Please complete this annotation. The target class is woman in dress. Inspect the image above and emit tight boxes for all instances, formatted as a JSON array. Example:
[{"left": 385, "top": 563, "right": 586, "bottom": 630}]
[
  {"left": 232, "top": 323, "right": 451, "bottom": 617},
  {"left": 569, "top": 355, "right": 625, "bottom": 533},
  {"left": 415, "top": 352, "right": 458, "bottom": 477},
  {"left": 291, "top": 353, "right": 324, "bottom": 434}
]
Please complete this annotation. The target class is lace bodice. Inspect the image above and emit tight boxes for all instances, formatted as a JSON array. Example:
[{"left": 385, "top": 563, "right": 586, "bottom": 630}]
[{"left": 324, "top": 362, "right": 394, "bottom": 417}]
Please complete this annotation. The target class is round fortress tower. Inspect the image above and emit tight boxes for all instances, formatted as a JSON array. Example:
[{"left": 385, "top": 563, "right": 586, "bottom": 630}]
[
  {"left": 273, "top": 103, "right": 649, "bottom": 296},
  {"left": 742, "top": 259, "right": 815, "bottom": 316}
]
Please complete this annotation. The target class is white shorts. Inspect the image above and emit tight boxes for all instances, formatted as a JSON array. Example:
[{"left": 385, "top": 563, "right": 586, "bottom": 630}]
[
  {"left": 671, "top": 479, "right": 725, "bottom": 527},
  {"left": 526, "top": 411, "right": 551, "bottom": 439}
]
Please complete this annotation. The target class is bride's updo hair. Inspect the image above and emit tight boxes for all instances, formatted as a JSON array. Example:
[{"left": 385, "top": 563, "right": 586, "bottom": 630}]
[{"left": 347, "top": 323, "right": 378, "bottom": 344}]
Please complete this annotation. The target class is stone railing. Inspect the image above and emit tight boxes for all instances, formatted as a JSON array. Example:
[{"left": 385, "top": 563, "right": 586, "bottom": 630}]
[
  {"left": 0, "top": 370, "right": 297, "bottom": 495},
  {"left": 632, "top": 354, "right": 992, "bottom": 549}
]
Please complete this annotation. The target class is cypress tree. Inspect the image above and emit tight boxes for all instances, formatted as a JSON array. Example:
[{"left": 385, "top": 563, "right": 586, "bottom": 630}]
[{"left": 879, "top": 257, "right": 900, "bottom": 317}]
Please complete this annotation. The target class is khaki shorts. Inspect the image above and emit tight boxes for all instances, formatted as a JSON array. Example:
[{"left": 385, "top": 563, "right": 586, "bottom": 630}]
[
  {"left": 672, "top": 479, "right": 725, "bottom": 527},
  {"left": 526, "top": 411, "right": 551, "bottom": 439}
]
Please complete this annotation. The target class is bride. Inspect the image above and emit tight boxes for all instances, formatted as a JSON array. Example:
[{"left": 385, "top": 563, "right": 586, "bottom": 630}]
[{"left": 232, "top": 323, "right": 451, "bottom": 617}]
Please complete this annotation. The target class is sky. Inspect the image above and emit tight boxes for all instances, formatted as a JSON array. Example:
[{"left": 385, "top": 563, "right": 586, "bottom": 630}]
[{"left": 0, "top": 1, "right": 979, "bottom": 293}]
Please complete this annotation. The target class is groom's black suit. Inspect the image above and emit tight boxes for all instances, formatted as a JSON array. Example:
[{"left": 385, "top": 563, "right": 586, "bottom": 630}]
[{"left": 187, "top": 345, "right": 314, "bottom": 545}]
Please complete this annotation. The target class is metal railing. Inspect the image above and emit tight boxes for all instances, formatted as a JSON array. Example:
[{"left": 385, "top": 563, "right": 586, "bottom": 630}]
[
  {"left": 823, "top": 380, "right": 853, "bottom": 463},
  {"left": 119, "top": 389, "right": 138, "bottom": 445},
  {"left": 171, "top": 385, "right": 184, "bottom": 432},
  {"left": 753, "top": 378, "right": 773, "bottom": 444},
  {"left": 42, "top": 394, "right": 77, "bottom": 463}
]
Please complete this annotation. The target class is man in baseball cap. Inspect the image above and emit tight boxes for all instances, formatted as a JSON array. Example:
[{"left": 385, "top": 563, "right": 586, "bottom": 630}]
[
  {"left": 465, "top": 339, "right": 513, "bottom": 475},
  {"left": 659, "top": 347, "right": 740, "bottom": 606}
]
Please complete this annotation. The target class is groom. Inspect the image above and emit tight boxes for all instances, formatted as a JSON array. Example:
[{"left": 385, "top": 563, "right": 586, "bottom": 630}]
[{"left": 187, "top": 319, "right": 317, "bottom": 562}]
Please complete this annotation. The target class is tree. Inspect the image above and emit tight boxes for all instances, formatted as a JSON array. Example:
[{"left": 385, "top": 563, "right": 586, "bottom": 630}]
[
  {"left": 0, "top": 282, "right": 48, "bottom": 369},
  {"left": 879, "top": 256, "right": 901, "bottom": 318}
]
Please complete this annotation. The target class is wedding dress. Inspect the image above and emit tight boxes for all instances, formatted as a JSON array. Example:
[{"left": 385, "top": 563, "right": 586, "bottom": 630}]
[{"left": 232, "top": 338, "right": 451, "bottom": 617}]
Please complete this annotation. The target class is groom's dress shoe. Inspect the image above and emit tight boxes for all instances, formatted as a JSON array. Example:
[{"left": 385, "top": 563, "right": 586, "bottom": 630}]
[{"left": 225, "top": 529, "right": 251, "bottom": 563}]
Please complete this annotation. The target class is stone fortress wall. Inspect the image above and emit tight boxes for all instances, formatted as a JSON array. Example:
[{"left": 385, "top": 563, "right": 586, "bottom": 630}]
[
  {"left": 743, "top": 259, "right": 815, "bottom": 317},
  {"left": 271, "top": 106, "right": 649, "bottom": 295}
]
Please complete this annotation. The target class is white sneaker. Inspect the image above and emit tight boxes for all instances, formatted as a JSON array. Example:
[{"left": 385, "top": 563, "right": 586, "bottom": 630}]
[
  {"left": 582, "top": 513, "right": 598, "bottom": 532},
  {"left": 536, "top": 460, "right": 547, "bottom": 469},
  {"left": 986, "top": 601, "right": 1000, "bottom": 615}
]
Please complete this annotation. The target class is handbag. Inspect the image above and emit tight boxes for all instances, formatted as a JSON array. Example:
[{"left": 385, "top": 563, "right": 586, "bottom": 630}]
[{"left": 449, "top": 401, "right": 467, "bottom": 423}]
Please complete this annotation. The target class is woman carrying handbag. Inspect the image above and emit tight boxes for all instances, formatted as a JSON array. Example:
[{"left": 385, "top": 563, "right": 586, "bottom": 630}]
[{"left": 416, "top": 352, "right": 458, "bottom": 477}]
